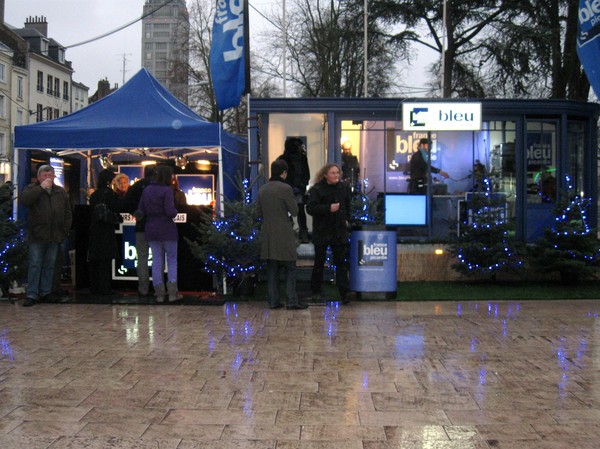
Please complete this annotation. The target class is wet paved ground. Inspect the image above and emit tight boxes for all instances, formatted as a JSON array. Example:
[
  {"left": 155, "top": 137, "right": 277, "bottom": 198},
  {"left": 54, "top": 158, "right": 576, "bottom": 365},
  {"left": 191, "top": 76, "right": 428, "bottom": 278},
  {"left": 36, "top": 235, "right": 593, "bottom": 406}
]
[{"left": 1, "top": 299, "right": 600, "bottom": 448}]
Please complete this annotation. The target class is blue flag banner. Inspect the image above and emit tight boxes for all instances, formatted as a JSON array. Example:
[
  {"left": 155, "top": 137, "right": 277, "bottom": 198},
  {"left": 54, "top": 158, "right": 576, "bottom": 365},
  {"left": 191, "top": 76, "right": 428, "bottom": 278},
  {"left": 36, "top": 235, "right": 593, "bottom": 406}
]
[
  {"left": 577, "top": 0, "right": 600, "bottom": 98},
  {"left": 210, "top": 0, "right": 248, "bottom": 111}
]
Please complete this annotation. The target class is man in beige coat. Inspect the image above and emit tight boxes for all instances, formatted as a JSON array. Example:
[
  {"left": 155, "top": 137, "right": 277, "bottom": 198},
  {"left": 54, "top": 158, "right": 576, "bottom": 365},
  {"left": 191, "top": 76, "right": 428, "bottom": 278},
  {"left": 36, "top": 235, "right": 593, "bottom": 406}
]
[{"left": 256, "top": 159, "right": 307, "bottom": 310}]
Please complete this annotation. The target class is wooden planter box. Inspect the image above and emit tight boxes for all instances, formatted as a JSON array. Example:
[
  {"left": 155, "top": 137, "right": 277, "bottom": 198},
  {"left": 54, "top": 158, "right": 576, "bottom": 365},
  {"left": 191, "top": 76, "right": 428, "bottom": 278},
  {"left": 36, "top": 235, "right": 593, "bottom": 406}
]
[{"left": 396, "top": 244, "right": 463, "bottom": 282}]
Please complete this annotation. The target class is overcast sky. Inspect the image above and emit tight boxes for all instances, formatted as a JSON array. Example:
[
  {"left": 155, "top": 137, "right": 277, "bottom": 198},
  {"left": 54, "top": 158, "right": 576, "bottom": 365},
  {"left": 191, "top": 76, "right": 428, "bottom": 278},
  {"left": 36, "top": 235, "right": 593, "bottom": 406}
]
[
  {"left": 4, "top": 0, "right": 426, "bottom": 96},
  {"left": 4, "top": 0, "right": 279, "bottom": 93}
]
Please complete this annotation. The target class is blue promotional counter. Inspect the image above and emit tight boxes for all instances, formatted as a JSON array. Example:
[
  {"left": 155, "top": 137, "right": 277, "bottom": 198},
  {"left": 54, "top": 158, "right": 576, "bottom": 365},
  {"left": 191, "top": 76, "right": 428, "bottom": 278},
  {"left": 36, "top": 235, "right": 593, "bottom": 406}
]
[{"left": 349, "top": 227, "right": 397, "bottom": 299}]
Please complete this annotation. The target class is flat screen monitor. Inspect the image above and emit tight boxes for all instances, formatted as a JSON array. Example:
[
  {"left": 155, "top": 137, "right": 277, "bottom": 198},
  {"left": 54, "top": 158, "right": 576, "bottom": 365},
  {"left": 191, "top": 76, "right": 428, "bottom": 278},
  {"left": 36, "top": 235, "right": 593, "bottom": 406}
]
[{"left": 384, "top": 193, "right": 427, "bottom": 226}]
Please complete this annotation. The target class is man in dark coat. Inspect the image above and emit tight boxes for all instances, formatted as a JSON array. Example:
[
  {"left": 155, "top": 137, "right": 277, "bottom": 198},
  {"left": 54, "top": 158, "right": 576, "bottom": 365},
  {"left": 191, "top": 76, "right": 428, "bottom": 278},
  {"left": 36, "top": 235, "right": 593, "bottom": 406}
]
[
  {"left": 341, "top": 140, "right": 360, "bottom": 191},
  {"left": 279, "top": 137, "right": 310, "bottom": 243},
  {"left": 306, "top": 163, "right": 352, "bottom": 304},
  {"left": 409, "top": 138, "right": 449, "bottom": 193},
  {"left": 123, "top": 165, "right": 156, "bottom": 296},
  {"left": 19, "top": 165, "right": 72, "bottom": 306},
  {"left": 88, "top": 169, "right": 120, "bottom": 295},
  {"left": 256, "top": 159, "right": 307, "bottom": 310}
]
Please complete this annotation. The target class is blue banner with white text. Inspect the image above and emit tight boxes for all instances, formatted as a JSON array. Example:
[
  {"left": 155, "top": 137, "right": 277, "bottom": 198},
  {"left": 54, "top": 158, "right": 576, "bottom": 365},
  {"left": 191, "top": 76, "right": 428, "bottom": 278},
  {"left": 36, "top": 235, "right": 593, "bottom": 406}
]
[
  {"left": 577, "top": 0, "right": 600, "bottom": 98},
  {"left": 210, "top": 0, "right": 248, "bottom": 111}
]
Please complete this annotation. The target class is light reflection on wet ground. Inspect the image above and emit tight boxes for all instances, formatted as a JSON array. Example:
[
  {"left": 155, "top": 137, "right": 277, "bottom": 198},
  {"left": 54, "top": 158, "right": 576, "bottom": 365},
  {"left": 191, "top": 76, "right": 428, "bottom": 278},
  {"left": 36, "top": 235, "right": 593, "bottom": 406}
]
[{"left": 1, "top": 299, "right": 600, "bottom": 448}]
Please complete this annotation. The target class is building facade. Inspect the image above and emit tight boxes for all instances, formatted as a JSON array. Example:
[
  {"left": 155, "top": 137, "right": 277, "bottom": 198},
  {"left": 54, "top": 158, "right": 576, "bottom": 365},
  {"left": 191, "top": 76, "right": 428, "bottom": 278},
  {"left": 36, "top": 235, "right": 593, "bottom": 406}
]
[
  {"left": 71, "top": 81, "right": 89, "bottom": 112},
  {"left": 141, "top": 0, "right": 189, "bottom": 104},
  {"left": 0, "top": 41, "right": 14, "bottom": 182},
  {"left": 0, "top": 9, "right": 88, "bottom": 184},
  {"left": 249, "top": 98, "right": 600, "bottom": 243},
  {"left": 13, "top": 18, "right": 73, "bottom": 121}
]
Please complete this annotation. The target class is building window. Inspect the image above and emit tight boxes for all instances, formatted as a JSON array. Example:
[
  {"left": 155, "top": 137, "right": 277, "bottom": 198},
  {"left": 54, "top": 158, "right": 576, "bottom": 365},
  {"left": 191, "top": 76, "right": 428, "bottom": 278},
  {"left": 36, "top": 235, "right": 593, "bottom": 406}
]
[
  {"left": 46, "top": 107, "right": 52, "bottom": 121},
  {"left": 47, "top": 74, "right": 53, "bottom": 95},
  {"left": 37, "top": 71, "right": 44, "bottom": 92},
  {"left": 17, "top": 76, "right": 24, "bottom": 99},
  {"left": 54, "top": 108, "right": 59, "bottom": 119},
  {"left": 0, "top": 133, "right": 5, "bottom": 153},
  {"left": 146, "top": 52, "right": 152, "bottom": 60},
  {"left": 0, "top": 95, "right": 5, "bottom": 118},
  {"left": 0, "top": 63, "right": 5, "bottom": 83},
  {"left": 63, "top": 81, "right": 69, "bottom": 100},
  {"left": 17, "top": 110, "right": 23, "bottom": 126},
  {"left": 58, "top": 48, "right": 65, "bottom": 63},
  {"left": 526, "top": 121, "right": 557, "bottom": 204},
  {"left": 54, "top": 78, "right": 60, "bottom": 98},
  {"left": 36, "top": 104, "right": 43, "bottom": 122}
]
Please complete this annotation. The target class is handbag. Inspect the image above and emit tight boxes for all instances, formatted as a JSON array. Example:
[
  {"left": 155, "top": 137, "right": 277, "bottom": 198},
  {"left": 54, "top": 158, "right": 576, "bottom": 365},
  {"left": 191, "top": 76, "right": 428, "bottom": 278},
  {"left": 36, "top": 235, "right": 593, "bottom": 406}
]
[{"left": 93, "top": 191, "right": 122, "bottom": 225}]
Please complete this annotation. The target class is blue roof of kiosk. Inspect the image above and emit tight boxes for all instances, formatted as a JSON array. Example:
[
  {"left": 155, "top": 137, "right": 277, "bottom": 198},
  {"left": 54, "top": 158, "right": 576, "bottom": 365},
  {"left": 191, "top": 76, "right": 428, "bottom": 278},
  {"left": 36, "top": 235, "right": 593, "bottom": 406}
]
[{"left": 14, "top": 68, "right": 222, "bottom": 150}]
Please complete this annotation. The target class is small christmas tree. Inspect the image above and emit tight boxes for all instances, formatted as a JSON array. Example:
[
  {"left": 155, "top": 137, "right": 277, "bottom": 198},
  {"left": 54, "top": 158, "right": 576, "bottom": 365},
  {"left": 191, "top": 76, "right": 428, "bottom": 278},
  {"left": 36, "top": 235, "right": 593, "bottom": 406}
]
[
  {"left": 450, "top": 178, "right": 524, "bottom": 280},
  {"left": 532, "top": 178, "right": 600, "bottom": 284},
  {"left": 350, "top": 178, "right": 383, "bottom": 226},
  {"left": 186, "top": 176, "right": 261, "bottom": 294},
  {"left": 0, "top": 183, "right": 28, "bottom": 296}
]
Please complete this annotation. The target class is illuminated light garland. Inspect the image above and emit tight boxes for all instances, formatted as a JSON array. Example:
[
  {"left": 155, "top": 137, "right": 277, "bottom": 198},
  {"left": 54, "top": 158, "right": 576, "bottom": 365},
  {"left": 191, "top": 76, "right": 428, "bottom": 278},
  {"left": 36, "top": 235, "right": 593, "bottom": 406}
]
[
  {"left": 532, "top": 176, "right": 600, "bottom": 278},
  {"left": 0, "top": 227, "right": 27, "bottom": 275},
  {"left": 451, "top": 177, "right": 524, "bottom": 276},
  {"left": 350, "top": 178, "right": 383, "bottom": 225},
  {"left": 190, "top": 177, "right": 263, "bottom": 279}
]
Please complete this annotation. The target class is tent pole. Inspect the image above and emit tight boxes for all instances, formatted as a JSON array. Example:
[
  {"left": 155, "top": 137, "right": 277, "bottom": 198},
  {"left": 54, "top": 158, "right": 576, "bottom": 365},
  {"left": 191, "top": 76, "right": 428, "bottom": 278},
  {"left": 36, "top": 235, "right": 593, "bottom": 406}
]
[
  {"left": 217, "top": 119, "right": 227, "bottom": 294},
  {"left": 86, "top": 152, "right": 92, "bottom": 204}
]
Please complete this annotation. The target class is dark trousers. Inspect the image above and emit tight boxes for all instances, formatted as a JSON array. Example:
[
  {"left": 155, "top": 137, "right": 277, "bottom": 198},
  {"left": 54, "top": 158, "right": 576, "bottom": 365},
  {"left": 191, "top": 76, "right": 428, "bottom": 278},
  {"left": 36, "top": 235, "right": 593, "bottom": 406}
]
[
  {"left": 89, "top": 259, "right": 113, "bottom": 294},
  {"left": 311, "top": 243, "right": 349, "bottom": 297},
  {"left": 297, "top": 203, "right": 307, "bottom": 232},
  {"left": 266, "top": 260, "right": 298, "bottom": 307}
]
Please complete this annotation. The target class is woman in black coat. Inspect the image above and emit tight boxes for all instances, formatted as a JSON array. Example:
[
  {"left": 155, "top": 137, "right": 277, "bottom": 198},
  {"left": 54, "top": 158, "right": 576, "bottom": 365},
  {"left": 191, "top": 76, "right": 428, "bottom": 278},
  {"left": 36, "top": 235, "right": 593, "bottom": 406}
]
[
  {"left": 88, "top": 169, "right": 120, "bottom": 295},
  {"left": 306, "top": 163, "right": 352, "bottom": 304}
]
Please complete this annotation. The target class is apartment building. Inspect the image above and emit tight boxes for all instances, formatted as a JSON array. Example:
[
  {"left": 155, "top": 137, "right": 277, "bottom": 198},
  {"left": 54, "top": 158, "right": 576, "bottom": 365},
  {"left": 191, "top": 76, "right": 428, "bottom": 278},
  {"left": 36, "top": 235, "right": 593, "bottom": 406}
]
[
  {"left": 0, "top": 41, "right": 13, "bottom": 182},
  {"left": 13, "top": 17, "right": 73, "bottom": 122},
  {"left": 141, "top": 0, "right": 189, "bottom": 104},
  {"left": 72, "top": 81, "right": 89, "bottom": 112},
  {"left": 0, "top": 3, "right": 89, "bottom": 183}
]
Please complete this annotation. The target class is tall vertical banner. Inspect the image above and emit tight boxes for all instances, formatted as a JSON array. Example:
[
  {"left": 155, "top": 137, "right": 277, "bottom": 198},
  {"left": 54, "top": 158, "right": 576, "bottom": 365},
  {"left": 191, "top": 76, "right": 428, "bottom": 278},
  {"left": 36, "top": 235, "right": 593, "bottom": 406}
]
[
  {"left": 210, "top": 0, "right": 250, "bottom": 111},
  {"left": 577, "top": 0, "right": 600, "bottom": 98}
]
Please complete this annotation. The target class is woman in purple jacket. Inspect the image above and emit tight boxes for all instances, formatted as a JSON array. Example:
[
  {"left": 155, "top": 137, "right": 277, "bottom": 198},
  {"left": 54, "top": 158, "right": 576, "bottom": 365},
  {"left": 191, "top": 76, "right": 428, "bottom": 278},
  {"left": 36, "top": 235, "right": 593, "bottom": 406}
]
[{"left": 138, "top": 165, "right": 182, "bottom": 302}]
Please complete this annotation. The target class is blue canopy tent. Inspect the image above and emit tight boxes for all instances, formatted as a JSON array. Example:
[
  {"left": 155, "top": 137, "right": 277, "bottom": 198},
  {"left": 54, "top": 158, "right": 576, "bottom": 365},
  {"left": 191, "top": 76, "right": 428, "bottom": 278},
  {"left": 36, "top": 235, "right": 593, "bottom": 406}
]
[{"left": 14, "top": 68, "right": 247, "bottom": 212}]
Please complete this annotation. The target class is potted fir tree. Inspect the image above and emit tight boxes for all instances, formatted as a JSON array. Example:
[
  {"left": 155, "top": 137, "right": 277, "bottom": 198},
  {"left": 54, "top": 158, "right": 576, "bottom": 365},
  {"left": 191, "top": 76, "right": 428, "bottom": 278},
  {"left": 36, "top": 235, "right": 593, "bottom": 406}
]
[
  {"left": 532, "top": 180, "right": 600, "bottom": 284},
  {"left": 0, "top": 182, "right": 28, "bottom": 299},
  {"left": 450, "top": 179, "right": 525, "bottom": 280},
  {"left": 186, "top": 176, "right": 262, "bottom": 297}
]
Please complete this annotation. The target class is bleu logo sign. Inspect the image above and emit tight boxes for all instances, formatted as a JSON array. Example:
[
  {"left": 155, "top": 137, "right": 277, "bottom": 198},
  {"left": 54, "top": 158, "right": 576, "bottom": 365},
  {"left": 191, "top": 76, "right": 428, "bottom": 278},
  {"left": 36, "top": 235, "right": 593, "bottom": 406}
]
[
  {"left": 403, "top": 102, "right": 482, "bottom": 131},
  {"left": 409, "top": 108, "right": 429, "bottom": 127},
  {"left": 358, "top": 233, "right": 388, "bottom": 266},
  {"left": 577, "top": 0, "right": 600, "bottom": 98}
]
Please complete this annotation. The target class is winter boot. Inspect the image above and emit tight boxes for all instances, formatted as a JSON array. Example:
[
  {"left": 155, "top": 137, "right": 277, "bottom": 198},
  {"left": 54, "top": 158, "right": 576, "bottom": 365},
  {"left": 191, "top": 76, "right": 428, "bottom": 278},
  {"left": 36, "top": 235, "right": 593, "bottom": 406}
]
[
  {"left": 154, "top": 284, "right": 166, "bottom": 303},
  {"left": 167, "top": 281, "right": 183, "bottom": 302}
]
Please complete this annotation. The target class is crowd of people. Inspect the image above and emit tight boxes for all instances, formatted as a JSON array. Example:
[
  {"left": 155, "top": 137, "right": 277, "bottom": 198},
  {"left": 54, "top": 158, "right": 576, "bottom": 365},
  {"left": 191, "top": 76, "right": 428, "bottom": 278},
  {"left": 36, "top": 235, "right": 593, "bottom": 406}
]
[
  {"left": 17, "top": 140, "right": 368, "bottom": 309},
  {"left": 18, "top": 163, "right": 188, "bottom": 306}
]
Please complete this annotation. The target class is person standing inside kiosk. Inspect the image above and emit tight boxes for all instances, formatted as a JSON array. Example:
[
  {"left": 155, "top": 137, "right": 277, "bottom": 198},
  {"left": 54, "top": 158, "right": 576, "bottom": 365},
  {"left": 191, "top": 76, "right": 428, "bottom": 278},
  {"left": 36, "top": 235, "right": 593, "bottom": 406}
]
[{"left": 409, "top": 138, "right": 449, "bottom": 193}]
